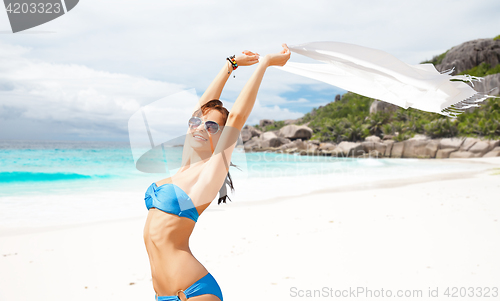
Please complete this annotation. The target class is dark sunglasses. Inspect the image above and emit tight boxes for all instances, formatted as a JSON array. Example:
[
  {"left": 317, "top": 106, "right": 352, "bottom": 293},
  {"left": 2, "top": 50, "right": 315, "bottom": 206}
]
[{"left": 188, "top": 116, "right": 221, "bottom": 134}]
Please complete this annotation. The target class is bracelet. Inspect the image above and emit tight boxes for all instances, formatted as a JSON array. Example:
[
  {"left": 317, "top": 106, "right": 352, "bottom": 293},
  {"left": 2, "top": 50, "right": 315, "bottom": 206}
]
[{"left": 226, "top": 55, "right": 238, "bottom": 71}]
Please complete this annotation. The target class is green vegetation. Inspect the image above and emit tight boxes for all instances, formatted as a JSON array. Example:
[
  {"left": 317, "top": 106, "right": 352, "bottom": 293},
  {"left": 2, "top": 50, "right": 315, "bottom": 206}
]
[
  {"left": 285, "top": 92, "right": 500, "bottom": 143},
  {"left": 421, "top": 50, "right": 449, "bottom": 65},
  {"left": 264, "top": 120, "right": 286, "bottom": 131},
  {"left": 494, "top": 34, "right": 500, "bottom": 41},
  {"left": 297, "top": 93, "right": 371, "bottom": 142},
  {"left": 300, "top": 92, "right": 372, "bottom": 124},
  {"left": 253, "top": 38, "right": 500, "bottom": 144},
  {"left": 297, "top": 38, "right": 500, "bottom": 142},
  {"left": 254, "top": 120, "right": 286, "bottom": 132},
  {"left": 459, "top": 62, "right": 500, "bottom": 77}
]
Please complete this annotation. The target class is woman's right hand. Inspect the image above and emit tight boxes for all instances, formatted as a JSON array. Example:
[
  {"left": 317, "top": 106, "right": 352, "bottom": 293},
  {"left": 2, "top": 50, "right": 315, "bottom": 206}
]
[{"left": 261, "top": 44, "right": 291, "bottom": 67}]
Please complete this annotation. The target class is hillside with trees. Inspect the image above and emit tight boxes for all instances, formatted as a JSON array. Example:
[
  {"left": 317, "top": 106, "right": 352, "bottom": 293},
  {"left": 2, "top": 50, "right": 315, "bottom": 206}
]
[{"left": 256, "top": 35, "right": 500, "bottom": 143}]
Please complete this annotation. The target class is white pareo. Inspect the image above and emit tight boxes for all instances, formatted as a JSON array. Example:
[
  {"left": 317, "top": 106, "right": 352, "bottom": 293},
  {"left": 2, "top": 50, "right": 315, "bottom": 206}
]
[{"left": 276, "top": 42, "right": 495, "bottom": 117}]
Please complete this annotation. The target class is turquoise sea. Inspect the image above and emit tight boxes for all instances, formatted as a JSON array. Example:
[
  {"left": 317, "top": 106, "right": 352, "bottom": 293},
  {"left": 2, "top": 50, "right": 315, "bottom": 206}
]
[{"left": 0, "top": 140, "right": 489, "bottom": 230}]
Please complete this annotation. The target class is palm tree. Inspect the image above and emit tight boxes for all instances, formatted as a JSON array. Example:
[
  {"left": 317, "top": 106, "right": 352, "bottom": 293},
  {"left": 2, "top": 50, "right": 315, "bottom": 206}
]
[{"left": 367, "top": 112, "right": 390, "bottom": 137}]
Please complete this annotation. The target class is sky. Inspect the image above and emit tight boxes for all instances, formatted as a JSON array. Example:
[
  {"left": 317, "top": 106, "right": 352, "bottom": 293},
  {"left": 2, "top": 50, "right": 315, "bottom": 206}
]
[{"left": 0, "top": 0, "right": 499, "bottom": 142}]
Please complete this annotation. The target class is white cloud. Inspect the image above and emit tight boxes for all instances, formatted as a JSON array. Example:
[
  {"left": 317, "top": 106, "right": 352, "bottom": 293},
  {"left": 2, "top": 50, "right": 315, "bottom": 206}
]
[
  {"left": 2, "top": 0, "right": 499, "bottom": 74},
  {"left": 0, "top": 41, "right": 186, "bottom": 139},
  {"left": 0, "top": 0, "right": 499, "bottom": 140},
  {"left": 0, "top": 40, "right": 306, "bottom": 140},
  {"left": 221, "top": 98, "right": 304, "bottom": 126}
]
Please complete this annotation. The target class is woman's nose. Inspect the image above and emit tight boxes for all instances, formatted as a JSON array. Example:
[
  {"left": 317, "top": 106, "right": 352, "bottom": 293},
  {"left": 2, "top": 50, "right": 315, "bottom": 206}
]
[{"left": 195, "top": 122, "right": 205, "bottom": 132}]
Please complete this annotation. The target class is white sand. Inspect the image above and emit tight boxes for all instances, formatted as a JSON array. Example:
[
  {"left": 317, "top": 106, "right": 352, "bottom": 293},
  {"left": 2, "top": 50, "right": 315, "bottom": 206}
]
[{"left": 1, "top": 158, "right": 499, "bottom": 301}]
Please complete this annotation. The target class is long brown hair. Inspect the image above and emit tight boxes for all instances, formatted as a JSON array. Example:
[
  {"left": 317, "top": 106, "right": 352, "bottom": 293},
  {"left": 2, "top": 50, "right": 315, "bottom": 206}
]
[{"left": 195, "top": 99, "right": 235, "bottom": 205}]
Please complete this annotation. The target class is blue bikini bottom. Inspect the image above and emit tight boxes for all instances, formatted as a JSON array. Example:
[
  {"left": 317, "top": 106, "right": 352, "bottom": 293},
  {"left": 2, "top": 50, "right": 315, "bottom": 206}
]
[{"left": 155, "top": 273, "right": 223, "bottom": 301}]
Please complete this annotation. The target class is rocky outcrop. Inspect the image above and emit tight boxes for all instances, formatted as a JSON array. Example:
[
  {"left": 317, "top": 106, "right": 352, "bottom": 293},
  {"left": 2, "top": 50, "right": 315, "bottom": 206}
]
[
  {"left": 332, "top": 141, "right": 364, "bottom": 157},
  {"left": 383, "top": 140, "right": 394, "bottom": 157},
  {"left": 433, "top": 38, "right": 500, "bottom": 111},
  {"left": 360, "top": 136, "right": 387, "bottom": 157},
  {"left": 244, "top": 116, "right": 499, "bottom": 158},
  {"left": 484, "top": 146, "right": 500, "bottom": 157},
  {"left": 319, "top": 142, "right": 337, "bottom": 151},
  {"left": 241, "top": 129, "right": 252, "bottom": 142},
  {"left": 260, "top": 131, "right": 278, "bottom": 140},
  {"left": 390, "top": 142, "right": 405, "bottom": 158},
  {"left": 449, "top": 151, "right": 475, "bottom": 159},
  {"left": 243, "top": 134, "right": 291, "bottom": 151},
  {"left": 361, "top": 141, "right": 387, "bottom": 158},
  {"left": 242, "top": 125, "right": 262, "bottom": 142},
  {"left": 259, "top": 119, "right": 274, "bottom": 127},
  {"left": 365, "top": 135, "right": 381, "bottom": 142},
  {"left": 436, "top": 38, "right": 500, "bottom": 75},
  {"left": 439, "top": 138, "right": 464, "bottom": 150},
  {"left": 279, "top": 124, "right": 313, "bottom": 140},
  {"left": 468, "top": 140, "right": 498, "bottom": 156},
  {"left": 242, "top": 131, "right": 500, "bottom": 159},
  {"left": 387, "top": 137, "right": 498, "bottom": 159},
  {"left": 402, "top": 138, "right": 440, "bottom": 159},
  {"left": 243, "top": 136, "right": 261, "bottom": 150},
  {"left": 423, "top": 140, "right": 440, "bottom": 158},
  {"left": 279, "top": 139, "right": 307, "bottom": 152},
  {"left": 473, "top": 73, "right": 500, "bottom": 96},
  {"left": 369, "top": 99, "right": 399, "bottom": 114},
  {"left": 459, "top": 137, "right": 481, "bottom": 151}
]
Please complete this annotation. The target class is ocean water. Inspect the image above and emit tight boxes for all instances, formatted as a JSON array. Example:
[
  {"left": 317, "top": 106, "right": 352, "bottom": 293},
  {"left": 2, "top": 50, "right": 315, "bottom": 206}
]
[
  {"left": 0, "top": 140, "right": 150, "bottom": 197},
  {"left": 0, "top": 140, "right": 489, "bottom": 230}
]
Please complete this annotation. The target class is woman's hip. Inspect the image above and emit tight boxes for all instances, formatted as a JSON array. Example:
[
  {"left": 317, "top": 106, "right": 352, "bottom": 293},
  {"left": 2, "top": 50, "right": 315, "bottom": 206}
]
[
  {"left": 151, "top": 254, "right": 210, "bottom": 296},
  {"left": 154, "top": 272, "right": 223, "bottom": 301}
]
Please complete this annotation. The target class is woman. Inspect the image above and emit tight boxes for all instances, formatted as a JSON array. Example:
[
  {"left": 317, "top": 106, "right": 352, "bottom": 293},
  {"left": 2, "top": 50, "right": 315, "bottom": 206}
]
[{"left": 143, "top": 44, "right": 291, "bottom": 301}]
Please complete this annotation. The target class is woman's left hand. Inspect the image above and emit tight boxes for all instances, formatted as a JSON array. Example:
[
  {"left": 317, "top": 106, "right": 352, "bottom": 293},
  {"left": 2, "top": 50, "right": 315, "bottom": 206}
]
[{"left": 234, "top": 50, "right": 260, "bottom": 67}]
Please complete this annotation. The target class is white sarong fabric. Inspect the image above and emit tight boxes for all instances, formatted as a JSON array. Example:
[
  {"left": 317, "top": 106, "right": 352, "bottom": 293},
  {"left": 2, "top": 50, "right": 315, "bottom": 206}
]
[{"left": 278, "top": 42, "right": 494, "bottom": 117}]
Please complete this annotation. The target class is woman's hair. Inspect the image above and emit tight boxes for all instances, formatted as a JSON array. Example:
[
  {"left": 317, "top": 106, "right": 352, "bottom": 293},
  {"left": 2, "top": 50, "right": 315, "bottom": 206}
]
[{"left": 197, "top": 99, "right": 235, "bottom": 205}]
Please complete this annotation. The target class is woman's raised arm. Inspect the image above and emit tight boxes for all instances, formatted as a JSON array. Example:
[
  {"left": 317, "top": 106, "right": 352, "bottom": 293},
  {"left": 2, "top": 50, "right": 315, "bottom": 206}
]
[
  {"left": 191, "top": 44, "right": 291, "bottom": 206},
  {"left": 195, "top": 51, "right": 260, "bottom": 110},
  {"left": 226, "top": 44, "right": 291, "bottom": 130}
]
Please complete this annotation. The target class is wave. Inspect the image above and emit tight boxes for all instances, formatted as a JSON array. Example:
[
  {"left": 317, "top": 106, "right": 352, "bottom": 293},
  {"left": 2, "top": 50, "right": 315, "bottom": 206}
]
[{"left": 0, "top": 171, "right": 99, "bottom": 183}]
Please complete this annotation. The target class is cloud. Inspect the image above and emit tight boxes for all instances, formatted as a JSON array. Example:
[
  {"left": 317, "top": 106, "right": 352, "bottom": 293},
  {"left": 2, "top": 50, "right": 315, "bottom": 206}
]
[
  {"left": 2, "top": 0, "right": 498, "bottom": 70},
  {"left": 0, "top": 41, "right": 186, "bottom": 140},
  {"left": 221, "top": 98, "right": 304, "bottom": 126},
  {"left": 0, "top": 41, "right": 306, "bottom": 141},
  {"left": 0, "top": 105, "right": 25, "bottom": 120},
  {"left": 247, "top": 100, "right": 304, "bottom": 125},
  {"left": 1, "top": 0, "right": 499, "bottom": 141}
]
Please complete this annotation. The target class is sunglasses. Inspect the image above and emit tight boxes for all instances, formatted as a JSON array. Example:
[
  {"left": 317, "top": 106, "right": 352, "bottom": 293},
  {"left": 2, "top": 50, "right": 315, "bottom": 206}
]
[{"left": 188, "top": 116, "right": 221, "bottom": 134}]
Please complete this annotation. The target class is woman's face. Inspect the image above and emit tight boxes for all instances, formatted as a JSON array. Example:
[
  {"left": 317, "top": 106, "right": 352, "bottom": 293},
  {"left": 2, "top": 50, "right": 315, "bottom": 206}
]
[{"left": 188, "top": 109, "right": 225, "bottom": 153}]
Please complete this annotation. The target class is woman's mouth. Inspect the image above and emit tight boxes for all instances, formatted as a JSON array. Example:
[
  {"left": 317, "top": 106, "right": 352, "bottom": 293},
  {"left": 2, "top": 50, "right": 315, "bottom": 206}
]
[{"left": 193, "top": 134, "right": 208, "bottom": 141}]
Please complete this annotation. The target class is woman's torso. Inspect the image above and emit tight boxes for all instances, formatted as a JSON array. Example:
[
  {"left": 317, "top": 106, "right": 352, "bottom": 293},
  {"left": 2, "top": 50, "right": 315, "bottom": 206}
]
[{"left": 143, "top": 169, "right": 213, "bottom": 295}]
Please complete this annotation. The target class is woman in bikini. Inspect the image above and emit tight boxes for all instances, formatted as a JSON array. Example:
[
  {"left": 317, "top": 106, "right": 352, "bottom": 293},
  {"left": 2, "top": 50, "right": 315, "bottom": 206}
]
[{"left": 143, "top": 44, "right": 291, "bottom": 301}]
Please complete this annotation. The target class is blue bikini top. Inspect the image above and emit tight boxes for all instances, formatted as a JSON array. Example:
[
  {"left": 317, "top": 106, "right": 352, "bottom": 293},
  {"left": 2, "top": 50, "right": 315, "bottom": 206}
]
[{"left": 145, "top": 182, "right": 199, "bottom": 222}]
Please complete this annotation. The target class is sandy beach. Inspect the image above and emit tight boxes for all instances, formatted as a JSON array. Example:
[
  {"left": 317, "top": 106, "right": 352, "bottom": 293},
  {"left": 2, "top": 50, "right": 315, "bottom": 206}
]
[{"left": 1, "top": 157, "right": 499, "bottom": 301}]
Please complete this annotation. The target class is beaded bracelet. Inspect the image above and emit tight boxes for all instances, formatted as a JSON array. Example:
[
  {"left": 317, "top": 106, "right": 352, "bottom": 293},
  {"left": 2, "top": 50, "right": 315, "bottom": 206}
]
[{"left": 226, "top": 55, "right": 238, "bottom": 71}]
